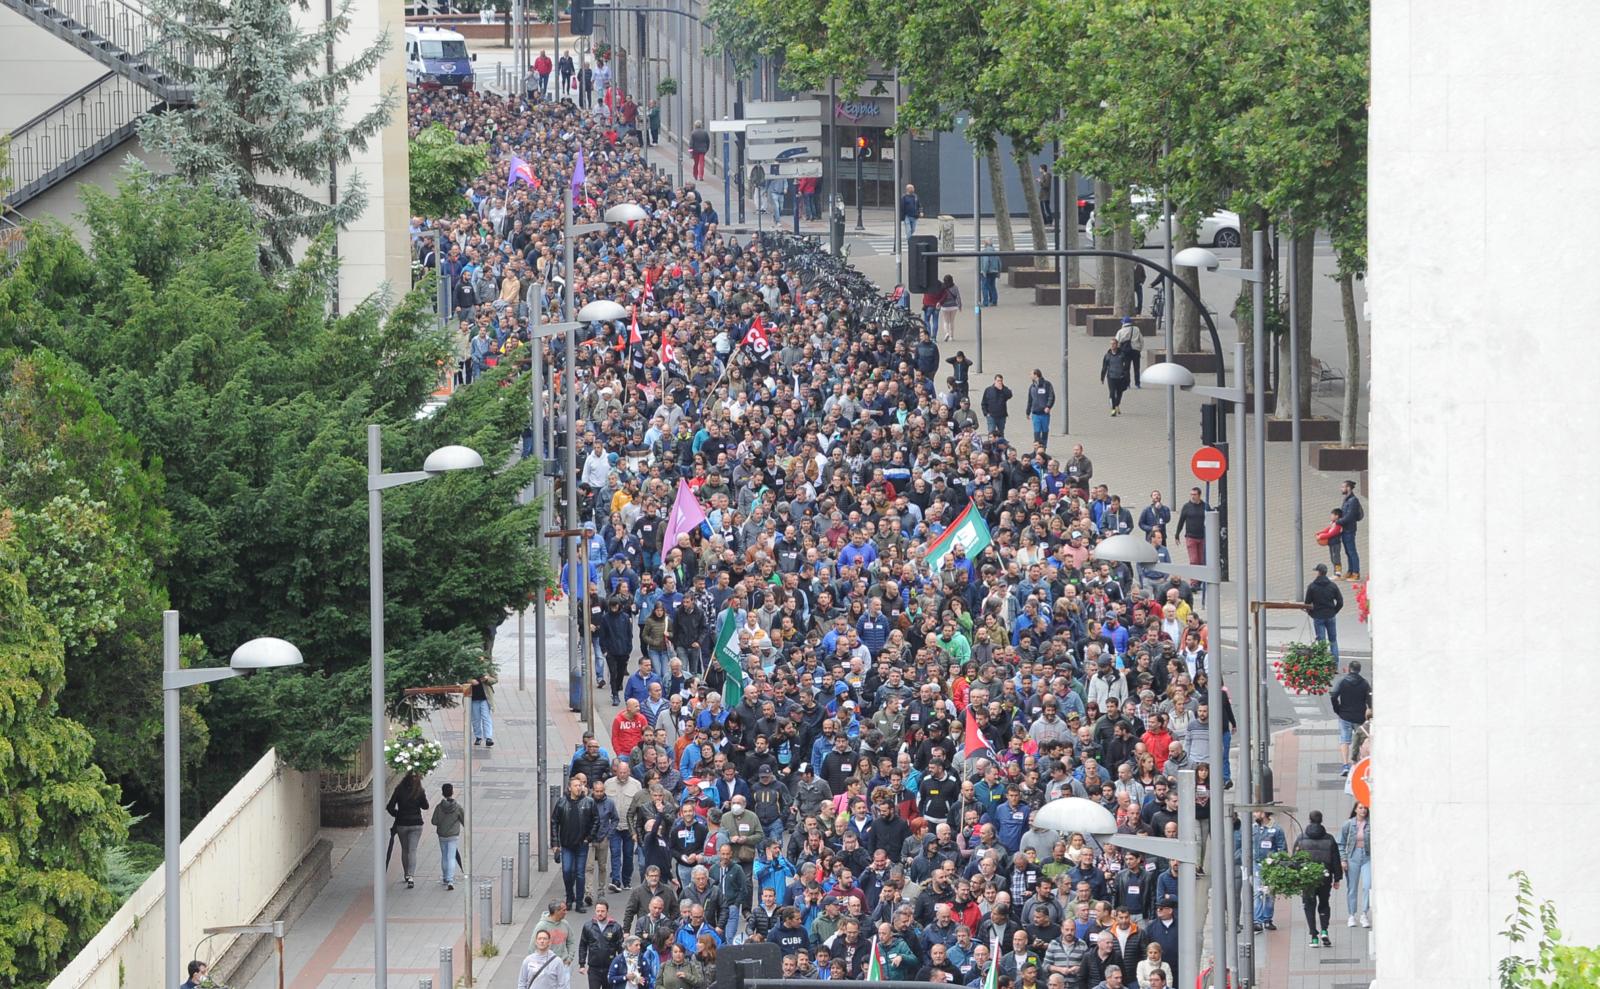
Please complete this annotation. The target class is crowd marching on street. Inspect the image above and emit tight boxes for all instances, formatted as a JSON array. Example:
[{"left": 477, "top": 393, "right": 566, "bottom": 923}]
[{"left": 398, "top": 77, "right": 1373, "bottom": 989}]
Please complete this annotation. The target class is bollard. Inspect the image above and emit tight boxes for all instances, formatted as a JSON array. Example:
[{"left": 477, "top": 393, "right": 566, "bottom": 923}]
[
  {"left": 501, "top": 857, "right": 515, "bottom": 924},
  {"left": 938, "top": 214, "right": 957, "bottom": 254},
  {"left": 517, "top": 832, "right": 532, "bottom": 897},
  {"left": 479, "top": 882, "right": 495, "bottom": 950},
  {"left": 439, "top": 946, "right": 453, "bottom": 989}
]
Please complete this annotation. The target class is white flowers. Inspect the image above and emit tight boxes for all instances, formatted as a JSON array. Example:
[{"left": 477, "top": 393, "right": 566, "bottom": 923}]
[{"left": 385, "top": 732, "right": 446, "bottom": 777}]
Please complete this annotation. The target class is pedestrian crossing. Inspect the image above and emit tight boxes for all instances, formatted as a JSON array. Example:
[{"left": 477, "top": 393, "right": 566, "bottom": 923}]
[{"left": 850, "top": 234, "right": 1060, "bottom": 256}]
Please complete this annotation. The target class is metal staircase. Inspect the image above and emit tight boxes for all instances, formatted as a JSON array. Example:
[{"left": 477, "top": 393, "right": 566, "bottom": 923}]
[{"left": 1, "top": 0, "right": 205, "bottom": 206}]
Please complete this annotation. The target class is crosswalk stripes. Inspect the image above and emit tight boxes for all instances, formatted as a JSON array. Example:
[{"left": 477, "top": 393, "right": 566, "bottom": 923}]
[{"left": 849, "top": 235, "right": 1058, "bottom": 256}]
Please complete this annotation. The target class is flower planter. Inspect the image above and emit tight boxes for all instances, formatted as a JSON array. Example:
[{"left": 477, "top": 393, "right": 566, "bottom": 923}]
[
  {"left": 1032, "top": 284, "right": 1097, "bottom": 307},
  {"left": 1007, "top": 267, "right": 1063, "bottom": 289},
  {"left": 1069, "top": 304, "right": 1114, "bottom": 327},
  {"left": 1147, "top": 349, "right": 1222, "bottom": 375},
  {"left": 1311, "top": 443, "right": 1368, "bottom": 472},
  {"left": 1088, "top": 315, "right": 1157, "bottom": 338},
  {"left": 1266, "top": 416, "right": 1341, "bottom": 442},
  {"left": 1271, "top": 640, "right": 1337, "bottom": 696}
]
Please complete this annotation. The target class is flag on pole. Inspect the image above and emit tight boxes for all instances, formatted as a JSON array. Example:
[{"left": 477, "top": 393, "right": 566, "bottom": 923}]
[
  {"left": 713, "top": 607, "right": 745, "bottom": 708},
  {"left": 659, "top": 330, "right": 678, "bottom": 374},
  {"left": 982, "top": 938, "right": 1000, "bottom": 989},
  {"left": 964, "top": 707, "right": 995, "bottom": 762},
  {"left": 741, "top": 314, "right": 772, "bottom": 361},
  {"left": 866, "top": 936, "right": 885, "bottom": 981},
  {"left": 617, "top": 305, "right": 643, "bottom": 351},
  {"left": 662, "top": 479, "right": 706, "bottom": 556},
  {"left": 508, "top": 155, "right": 539, "bottom": 190},
  {"left": 924, "top": 500, "right": 993, "bottom": 571},
  {"left": 570, "top": 147, "right": 586, "bottom": 205}
]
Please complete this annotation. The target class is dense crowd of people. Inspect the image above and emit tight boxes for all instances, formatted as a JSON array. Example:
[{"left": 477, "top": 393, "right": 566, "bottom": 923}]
[{"left": 401, "top": 80, "right": 1370, "bottom": 989}]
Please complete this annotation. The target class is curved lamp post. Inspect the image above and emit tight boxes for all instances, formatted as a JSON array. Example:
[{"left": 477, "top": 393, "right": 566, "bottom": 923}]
[
  {"left": 165, "top": 617, "right": 302, "bottom": 989},
  {"left": 369, "top": 427, "right": 482, "bottom": 989}
]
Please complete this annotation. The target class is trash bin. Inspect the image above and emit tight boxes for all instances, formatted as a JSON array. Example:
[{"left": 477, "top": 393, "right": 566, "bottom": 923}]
[{"left": 830, "top": 195, "right": 846, "bottom": 254}]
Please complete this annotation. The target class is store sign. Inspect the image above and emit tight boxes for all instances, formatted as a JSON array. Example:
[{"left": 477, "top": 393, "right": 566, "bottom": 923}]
[{"left": 835, "top": 100, "right": 883, "bottom": 121}]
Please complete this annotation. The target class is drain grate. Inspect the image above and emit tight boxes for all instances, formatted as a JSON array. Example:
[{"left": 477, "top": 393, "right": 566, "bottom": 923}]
[
  {"left": 1316, "top": 780, "right": 1349, "bottom": 790},
  {"left": 1319, "top": 957, "right": 1364, "bottom": 964},
  {"left": 1271, "top": 717, "right": 1294, "bottom": 727}
]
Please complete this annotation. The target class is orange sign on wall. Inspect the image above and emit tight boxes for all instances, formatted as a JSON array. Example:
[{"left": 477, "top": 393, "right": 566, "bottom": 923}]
[{"left": 1351, "top": 757, "right": 1372, "bottom": 807}]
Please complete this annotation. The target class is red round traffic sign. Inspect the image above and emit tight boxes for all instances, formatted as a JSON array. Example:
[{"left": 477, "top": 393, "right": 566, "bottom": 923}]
[{"left": 1190, "top": 445, "right": 1227, "bottom": 482}]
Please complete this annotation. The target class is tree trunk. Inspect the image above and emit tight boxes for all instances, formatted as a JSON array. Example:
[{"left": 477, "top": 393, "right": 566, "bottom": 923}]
[
  {"left": 1234, "top": 207, "right": 1271, "bottom": 390},
  {"left": 1174, "top": 220, "right": 1202, "bottom": 352},
  {"left": 1292, "top": 227, "right": 1314, "bottom": 419},
  {"left": 1339, "top": 269, "right": 1362, "bottom": 445},
  {"left": 986, "top": 149, "right": 1015, "bottom": 252},
  {"left": 1013, "top": 146, "right": 1048, "bottom": 266},
  {"left": 1065, "top": 172, "right": 1081, "bottom": 285},
  {"left": 1094, "top": 179, "right": 1113, "bottom": 305},
  {"left": 1113, "top": 221, "right": 1135, "bottom": 317}
]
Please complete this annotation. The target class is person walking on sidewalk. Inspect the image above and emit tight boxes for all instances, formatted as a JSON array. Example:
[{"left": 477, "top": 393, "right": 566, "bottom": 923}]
[
  {"left": 1336, "top": 479, "right": 1364, "bottom": 579},
  {"left": 689, "top": 122, "right": 711, "bottom": 181},
  {"left": 534, "top": 50, "right": 554, "bottom": 99},
  {"left": 432, "top": 782, "right": 466, "bottom": 890},
  {"left": 981, "top": 374, "right": 1013, "bottom": 436},
  {"left": 900, "top": 184, "right": 922, "bottom": 242},
  {"left": 1304, "top": 564, "right": 1345, "bottom": 659},
  {"left": 520, "top": 927, "right": 574, "bottom": 989},
  {"left": 1337, "top": 803, "right": 1373, "bottom": 929},
  {"left": 1293, "top": 809, "right": 1343, "bottom": 948},
  {"left": 979, "top": 239, "right": 1001, "bottom": 307},
  {"left": 938, "top": 274, "right": 963, "bottom": 341},
  {"left": 555, "top": 776, "right": 600, "bottom": 911},
  {"left": 1330, "top": 660, "right": 1372, "bottom": 776},
  {"left": 1250, "top": 811, "right": 1287, "bottom": 932},
  {"left": 1026, "top": 369, "right": 1055, "bottom": 448},
  {"left": 1114, "top": 316, "right": 1143, "bottom": 388},
  {"left": 534, "top": 901, "right": 577, "bottom": 964},
  {"left": 386, "top": 771, "right": 428, "bottom": 889},
  {"left": 1172, "top": 488, "right": 1208, "bottom": 570},
  {"left": 590, "top": 778, "right": 620, "bottom": 909},
  {"left": 560, "top": 52, "right": 575, "bottom": 96},
  {"left": 1100, "top": 338, "right": 1131, "bottom": 416},
  {"left": 579, "top": 900, "right": 625, "bottom": 989},
  {"left": 470, "top": 670, "right": 497, "bottom": 746}
]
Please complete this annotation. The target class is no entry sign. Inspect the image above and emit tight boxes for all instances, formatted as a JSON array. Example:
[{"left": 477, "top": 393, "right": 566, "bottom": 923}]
[{"left": 1191, "top": 445, "right": 1227, "bottom": 482}]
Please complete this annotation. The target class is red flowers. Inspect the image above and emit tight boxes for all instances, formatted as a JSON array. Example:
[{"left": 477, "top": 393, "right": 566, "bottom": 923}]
[{"left": 1272, "top": 640, "right": 1337, "bottom": 695}]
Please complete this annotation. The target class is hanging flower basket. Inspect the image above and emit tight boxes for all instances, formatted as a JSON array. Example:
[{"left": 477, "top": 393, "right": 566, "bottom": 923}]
[
  {"left": 1258, "top": 851, "right": 1328, "bottom": 898},
  {"left": 1271, "top": 639, "right": 1337, "bottom": 695},
  {"left": 657, "top": 78, "right": 678, "bottom": 97},
  {"left": 1354, "top": 580, "right": 1370, "bottom": 623},
  {"left": 385, "top": 725, "right": 446, "bottom": 778}
]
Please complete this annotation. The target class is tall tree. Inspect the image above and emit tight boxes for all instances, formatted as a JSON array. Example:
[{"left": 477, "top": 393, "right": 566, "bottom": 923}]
[
  {"left": 409, "top": 124, "right": 491, "bottom": 217},
  {"left": 138, "top": 0, "right": 395, "bottom": 271},
  {"left": 0, "top": 510, "right": 130, "bottom": 988}
]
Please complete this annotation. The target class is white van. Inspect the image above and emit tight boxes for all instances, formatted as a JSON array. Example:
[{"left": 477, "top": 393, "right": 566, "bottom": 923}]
[{"left": 404, "top": 26, "right": 477, "bottom": 90}]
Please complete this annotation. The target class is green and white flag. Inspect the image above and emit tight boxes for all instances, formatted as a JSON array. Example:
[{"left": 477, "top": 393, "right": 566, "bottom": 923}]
[
  {"left": 866, "top": 936, "right": 885, "bottom": 981},
  {"left": 924, "top": 500, "right": 993, "bottom": 571},
  {"left": 713, "top": 606, "right": 745, "bottom": 708},
  {"left": 982, "top": 939, "right": 1000, "bottom": 989}
]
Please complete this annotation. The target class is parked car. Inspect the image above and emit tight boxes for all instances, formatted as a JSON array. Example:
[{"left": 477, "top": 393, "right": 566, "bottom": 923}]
[{"left": 1085, "top": 198, "right": 1241, "bottom": 249}]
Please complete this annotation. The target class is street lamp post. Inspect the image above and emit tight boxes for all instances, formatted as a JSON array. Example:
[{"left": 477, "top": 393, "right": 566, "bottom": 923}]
[
  {"left": 1092, "top": 519, "right": 1224, "bottom": 989},
  {"left": 369, "top": 427, "right": 484, "bottom": 989},
  {"left": 1037, "top": 777, "right": 1204, "bottom": 987},
  {"left": 164, "top": 614, "right": 303, "bottom": 989}
]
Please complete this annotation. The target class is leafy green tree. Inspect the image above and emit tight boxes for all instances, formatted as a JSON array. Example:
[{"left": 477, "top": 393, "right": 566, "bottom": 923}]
[
  {"left": 0, "top": 510, "right": 130, "bottom": 988},
  {"left": 409, "top": 123, "right": 491, "bottom": 218},
  {"left": 0, "top": 176, "right": 547, "bottom": 797},
  {"left": 0, "top": 350, "right": 201, "bottom": 814},
  {"left": 1502, "top": 870, "right": 1600, "bottom": 989},
  {"left": 138, "top": 0, "right": 395, "bottom": 271}
]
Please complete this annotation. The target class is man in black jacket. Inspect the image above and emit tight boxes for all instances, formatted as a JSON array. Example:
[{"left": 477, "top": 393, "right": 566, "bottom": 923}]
[
  {"left": 1330, "top": 660, "right": 1372, "bottom": 774},
  {"left": 555, "top": 776, "right": 599, "bottom": 911},
  {"left": 1293, "top": 810, "right": 1344, "bottom": 947},
  {"left": 577, "top": 900, "right": 623, "bottom": 989},
  {"left": 1026, "top": 369, "right": 1056, "bottom": 447},
  {"left": 1304, "top": 564, "right": 1345, "bottom": 660},
  {"left": 981, "top": 374, "right": 1014, "bottom": 437}
]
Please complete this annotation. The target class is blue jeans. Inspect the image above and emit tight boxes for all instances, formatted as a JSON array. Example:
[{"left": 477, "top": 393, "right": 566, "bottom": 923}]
[
  {"left": 903, "top": 217, "right": 917, "bottom": 242},
  {"left": 1030, "top": 413, "right": 1050, "bottom": 442},
  {"left": 1313, "top": 617, "right": 1340, "bottom": 660},
  {"left": 471, "top": 698, "right": 493, "bottom": 742},
  {"left": 561, "top": 845, "right": 589, "bottom": 907},
  {"left": 1222, "top": 729, "right": 1233, "bottom": 783},
  {"left": 763, "top": 819, "right": 786, "bottom": 844},
  {"left": 1253, "top": 872, "right": 1275, "bottom": 924},
  {"left": 981, "top": 273, "right": 998, "bottom": 307},
  {"left": 609, "top": 832, "right": 633, "bottom": 887},
  {"left": 1345, "top": 848, "right": 1371, "bottom": 915},
  {"left": 923, "top": 306, "right": 939, "bottom": 335},
  {"left": 440, "top": 835, "right": 460, "bottom": 885},
  {"left": 1339, "top": 529, "right": 1360, "bottom": 575}
]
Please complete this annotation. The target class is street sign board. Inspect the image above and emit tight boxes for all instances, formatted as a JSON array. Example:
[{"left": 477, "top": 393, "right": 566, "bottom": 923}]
[
  {"left": 746, "top": 141, "right": 823, "bottom": 163},
  {"left": 1351, "top": 757, "right": 1371, "bottom": 807},
  {"left": 709, "top": 118, "right": 764, "bottom": 133},
  {"left": 1191, "top": 445, "right": 1227, "bottom": 482},
  {"left": 762, "top": 160, "right": 824, "bottom": 179},
  {"left": 748, "top": 120, "right": 823, "bottom": 142},
  {"left": 743, "top": 99, "right": 822, "bottom": 120}
]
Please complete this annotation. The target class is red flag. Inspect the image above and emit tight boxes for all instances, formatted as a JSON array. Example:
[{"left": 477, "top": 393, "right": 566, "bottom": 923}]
[
  {"left": 741, "top": 314, "right": 772, "bottom": 360},
  {"left": 615, "top": 306, "right": 642, "bottom": 351},
  {"left": 659, "top": 329, "right": 677, "bottom": 370},
  {"left": 964, "top": 708, "right": 994, "bottom": 762},
  {"left": 643, "top": 267, "right": 656, "bottom": 298}
]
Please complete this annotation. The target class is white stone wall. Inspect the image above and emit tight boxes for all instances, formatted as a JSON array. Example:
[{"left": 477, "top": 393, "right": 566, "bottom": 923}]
[{"left": 1369, "top": 1, "right": 1600, "bottom": 983}]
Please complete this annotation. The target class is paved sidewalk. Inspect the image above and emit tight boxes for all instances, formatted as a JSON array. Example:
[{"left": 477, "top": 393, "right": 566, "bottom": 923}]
[{"left": 244, "top": 603, "right": 590, "bottom": 989}]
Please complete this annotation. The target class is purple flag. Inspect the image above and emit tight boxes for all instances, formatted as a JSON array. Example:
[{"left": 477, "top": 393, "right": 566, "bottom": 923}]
[
  {"left": 570, "top": 147, "right": 585, "bottom": 205},
  {"left": 661, "top": 479, "right": 707, "bottom": 555}
]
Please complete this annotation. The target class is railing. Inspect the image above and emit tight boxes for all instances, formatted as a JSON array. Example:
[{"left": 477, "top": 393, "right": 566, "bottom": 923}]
[
  {"left": 0, "top": 210, "right": 28, "bottom": 264},
  {"left": 3, "top": 72, "right": 158, "bottom": 206},
  {"left": 17, "top": 0, "right": 158, "bottom": 67},
  {"left": 0, "top": 0, "right": 217, "bottom": 100}
]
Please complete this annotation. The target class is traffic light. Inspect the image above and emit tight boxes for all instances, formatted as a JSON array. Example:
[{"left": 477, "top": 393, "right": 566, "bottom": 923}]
[
  {"left": 856, "top": 135, "right": 869, "bottom": 159},
  {"left": 908, "top": 234, "right": 939, "bottom": 294},
  {"left": 570, "top": 0, "right": 593, "bottom": 35}
]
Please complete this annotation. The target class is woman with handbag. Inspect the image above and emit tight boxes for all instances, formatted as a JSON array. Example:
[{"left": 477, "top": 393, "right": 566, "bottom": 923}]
[{"left": 386, "top": 772, "right": 429, "bottom": 889}]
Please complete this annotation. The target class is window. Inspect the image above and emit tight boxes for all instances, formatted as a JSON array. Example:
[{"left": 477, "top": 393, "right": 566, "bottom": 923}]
[{"left": 418, "top": 39, "right": 470, "bottom": 60}]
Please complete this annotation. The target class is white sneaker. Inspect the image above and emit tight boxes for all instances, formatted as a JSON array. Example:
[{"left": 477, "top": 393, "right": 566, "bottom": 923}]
[
  {"left": 1359, "top": 913, "right": 1370, "bottom": 928},
  {"left": 1347, "top": 916, "right": 1358, "bottom": 927}
]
